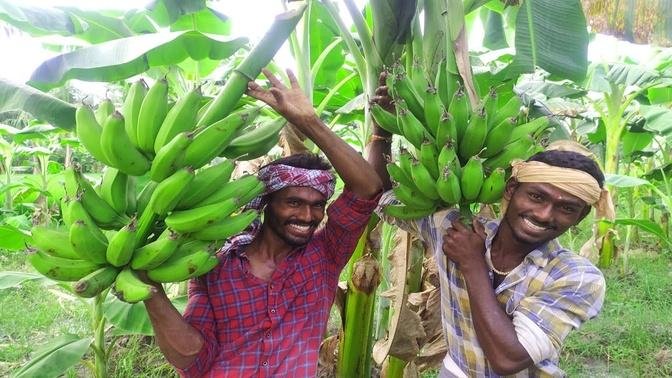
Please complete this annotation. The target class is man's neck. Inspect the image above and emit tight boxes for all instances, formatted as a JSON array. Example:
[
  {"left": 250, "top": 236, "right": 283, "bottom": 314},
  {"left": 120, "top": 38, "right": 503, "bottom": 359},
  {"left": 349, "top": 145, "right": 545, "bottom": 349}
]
[
  {"left": 490, "top": 220, "right": 540, "bottom": 268},
  {"left": 246, "top": 227, "right": 294, "bottom": 264}
]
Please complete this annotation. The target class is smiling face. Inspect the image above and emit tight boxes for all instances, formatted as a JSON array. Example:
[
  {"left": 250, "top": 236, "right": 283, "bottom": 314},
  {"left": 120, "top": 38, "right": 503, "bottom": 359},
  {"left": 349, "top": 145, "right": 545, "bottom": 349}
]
[
  {"left": 502, "top": 180, "right": 591, "bottom": 247},
  {"left": 263, "top": 186, "right": 327, "bottom": 248}
]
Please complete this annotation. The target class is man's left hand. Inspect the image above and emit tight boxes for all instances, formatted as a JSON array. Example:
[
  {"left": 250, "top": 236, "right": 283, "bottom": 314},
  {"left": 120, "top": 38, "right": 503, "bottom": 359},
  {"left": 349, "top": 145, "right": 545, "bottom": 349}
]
[
  {"left": 246, "top": 68, "right": 317, "bottom": 128},
  {"left": 442, "top": 218, "right": 488, "bottom": 272}
]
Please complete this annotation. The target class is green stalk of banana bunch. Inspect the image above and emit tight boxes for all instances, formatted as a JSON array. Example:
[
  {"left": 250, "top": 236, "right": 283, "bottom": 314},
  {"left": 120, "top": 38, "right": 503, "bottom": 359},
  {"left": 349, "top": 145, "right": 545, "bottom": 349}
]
[{"left": 197, "top": 6, "right": 306, "bottom": 127}]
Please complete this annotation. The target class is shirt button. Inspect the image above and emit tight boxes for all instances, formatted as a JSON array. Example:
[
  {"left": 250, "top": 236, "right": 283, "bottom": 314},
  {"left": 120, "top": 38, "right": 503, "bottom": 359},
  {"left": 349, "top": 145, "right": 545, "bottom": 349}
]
[
  {"left": 270, "top": 308, "right": 276, "bottom": 314},
  {"left": 266, "top": 332, "right": 271, "bottom": 338},
  {"left": 270, "top": 284, "right": 275, "bottom": 290},
  {"left": 262, "top": 361, "right": 268, "bottom": 366}
]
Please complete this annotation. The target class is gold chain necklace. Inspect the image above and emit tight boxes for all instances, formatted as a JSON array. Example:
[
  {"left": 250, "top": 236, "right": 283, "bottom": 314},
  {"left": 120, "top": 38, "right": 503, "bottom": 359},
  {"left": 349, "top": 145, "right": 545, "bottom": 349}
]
[{"left": 485, "top": 249, "right": 514, "bottom": 276}]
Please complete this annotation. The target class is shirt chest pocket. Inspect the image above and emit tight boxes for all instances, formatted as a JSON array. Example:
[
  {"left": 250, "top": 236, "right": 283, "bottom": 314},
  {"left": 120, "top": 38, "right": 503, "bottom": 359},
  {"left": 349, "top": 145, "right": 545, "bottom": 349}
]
[{"left": 282, "top": 269, "right": 325, "bottom": 315}]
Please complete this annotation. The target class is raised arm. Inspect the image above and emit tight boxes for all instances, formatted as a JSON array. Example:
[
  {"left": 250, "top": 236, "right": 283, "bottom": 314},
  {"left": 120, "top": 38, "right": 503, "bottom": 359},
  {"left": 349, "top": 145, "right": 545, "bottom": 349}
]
[{"left": 246, "top": 68, "right": 382, "bottom": 199}]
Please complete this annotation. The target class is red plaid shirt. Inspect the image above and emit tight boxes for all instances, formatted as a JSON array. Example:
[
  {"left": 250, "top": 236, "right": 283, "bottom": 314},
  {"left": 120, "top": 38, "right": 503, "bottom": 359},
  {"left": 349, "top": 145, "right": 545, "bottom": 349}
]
[{"left": 178, "top": 189, "right": 378, "bottom": 377}]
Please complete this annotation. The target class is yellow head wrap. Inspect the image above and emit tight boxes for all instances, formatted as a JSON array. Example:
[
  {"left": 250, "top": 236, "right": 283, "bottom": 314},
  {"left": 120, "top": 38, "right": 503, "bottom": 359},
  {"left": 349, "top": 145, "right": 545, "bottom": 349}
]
[{"left": 501, "top": 141, "right": 615, "bottom": 220}]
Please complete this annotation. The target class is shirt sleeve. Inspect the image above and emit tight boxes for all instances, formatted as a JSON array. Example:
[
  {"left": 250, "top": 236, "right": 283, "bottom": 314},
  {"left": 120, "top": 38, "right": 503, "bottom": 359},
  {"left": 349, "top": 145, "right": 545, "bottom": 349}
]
[
  {"left": 175, "top": 275, "right": 220, "bottom": 377},
  {"left": 513, "top": 262, "right": 606, "bottom": 358},
  {"left": 320, "top": 188, "right": 380, "bottom": 269}
]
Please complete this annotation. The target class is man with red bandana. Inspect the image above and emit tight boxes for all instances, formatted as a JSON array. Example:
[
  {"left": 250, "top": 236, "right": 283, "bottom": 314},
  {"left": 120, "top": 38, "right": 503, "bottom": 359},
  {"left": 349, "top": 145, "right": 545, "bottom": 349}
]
[{"left": 143, "top": 68, "right": 383, "bottom": 377}]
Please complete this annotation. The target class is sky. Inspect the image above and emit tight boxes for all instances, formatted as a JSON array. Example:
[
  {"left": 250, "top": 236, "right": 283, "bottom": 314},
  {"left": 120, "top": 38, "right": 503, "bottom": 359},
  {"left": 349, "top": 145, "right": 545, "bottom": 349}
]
[{"left": 0, "top": 1, "right": 658, "bottom": 86}]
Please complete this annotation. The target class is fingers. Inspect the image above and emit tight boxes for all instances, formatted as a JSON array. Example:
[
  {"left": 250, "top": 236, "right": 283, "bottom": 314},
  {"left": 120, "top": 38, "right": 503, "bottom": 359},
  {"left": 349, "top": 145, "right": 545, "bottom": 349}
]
[
  {"left": 261, "top": 68, "right": 285, "bottom": 89},
  {"left": 378, "top": 71, "right": 388, "bottom": 86},
  {"left": 286, "top": 69, "right": 300, "bottom": 88},
  {"left": 472, "top": 219, "right": 487, "bottom": 239}
]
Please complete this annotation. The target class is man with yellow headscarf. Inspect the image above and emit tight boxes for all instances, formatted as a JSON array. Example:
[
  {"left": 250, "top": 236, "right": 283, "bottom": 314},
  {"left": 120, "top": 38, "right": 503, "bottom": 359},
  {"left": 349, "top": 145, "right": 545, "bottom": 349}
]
[{"left": 368, "top": 100, "right": 610, "bottom": 376}]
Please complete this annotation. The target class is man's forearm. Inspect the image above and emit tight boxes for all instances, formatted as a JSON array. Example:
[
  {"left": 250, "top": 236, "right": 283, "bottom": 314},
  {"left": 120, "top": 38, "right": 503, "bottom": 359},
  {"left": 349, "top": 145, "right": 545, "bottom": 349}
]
[
  {"left": 296, "top": 114, "right": 382, "bottom": 198},
  {"left": 365, "top": 125, "right": 393, "bottom": 190},
  {"left": 144, "top": 290, "right": 205, "bottom": 369},
  {"left": 461, "top": 268, "right": 533, "bottom": 375}
]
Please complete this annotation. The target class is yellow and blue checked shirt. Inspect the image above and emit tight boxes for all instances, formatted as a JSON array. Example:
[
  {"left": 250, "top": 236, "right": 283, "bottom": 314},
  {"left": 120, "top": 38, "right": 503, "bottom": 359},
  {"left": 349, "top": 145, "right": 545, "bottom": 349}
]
[{"left": 378, "top": 192, "right": 606, "bottom": 377}]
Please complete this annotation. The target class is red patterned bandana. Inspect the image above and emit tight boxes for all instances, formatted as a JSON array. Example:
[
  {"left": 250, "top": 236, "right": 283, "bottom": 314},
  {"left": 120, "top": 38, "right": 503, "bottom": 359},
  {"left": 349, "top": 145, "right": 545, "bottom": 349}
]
[{"left": 246, "top": 163, "right": 336, "bottom": 210}]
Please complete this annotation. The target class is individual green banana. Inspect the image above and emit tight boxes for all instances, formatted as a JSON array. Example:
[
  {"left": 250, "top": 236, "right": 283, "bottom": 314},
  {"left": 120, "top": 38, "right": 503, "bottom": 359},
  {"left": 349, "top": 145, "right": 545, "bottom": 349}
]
[
  {"left": 482, "top": 88, "right": 498, "bottom": 129},
  {"left": 170, "top": 239, "right": 217, "bottom": 261},
  {"left": 98, "top": 167, "right": 129, "bottom": 215},
  {"left": 419, "top": 141, "right": 440, "bottom": 179},
  {"left": 397, "top": 103, "right": 427, "bottom": 150},
  {"left": 435, "top": 110, "right": 457, "bottom": 149},
  {"left": 219, "top": 116, "right": 284, "bottom": 161},
  {"left": 392, "top": 73, "right": 425, "bottom": 123},
  {"left": 100, "top": 112, "right": 151, "bottom": 176},
  {"left": 65, "top": 167, "right": 128, "bottom": 229},
  {"left": 95, "top": 99, "right": 115, "bottom": 125},
  {"left": 106, "top": 218, "right": 137, "bottom": 267},
  {"left": 194, "top": 174, "right": 264, "bottom": 208},
  {"left": 165, "top": 197, "right": 240, "bottom": 233},
  {"left": 189, "top": 255, "right": 220, "bottom": 278},
  {"left": 436, "top": 167, "right": 462, "bottom": 205},
  {"left": 371, "top": 103, "right": 401, "bottom": 135},
  {"left": 383, "top": 204, "right": 436, "bottom": 220},
  {"left": 423, "top": 85, "right": 443, "bottom": 138},
  {"left": 386, "top": 162, "right": 415, "bottom": 190},
  {"left": 458, "top": 107, "right": 488, "bottom": 162},
  {"left": 114, "top": 268, "right": 157, "bottom": 303},
  {"left": 489, "top": 94, "right": 521, "bottom": 127},
  {"left": 146, "top": 248, "right": 214, "bottom": 283},
  {"left": 483, "top": 135, "right": 536, "bottom": 171},
  {"left": 181, "top": 107, "right": 261, "bottom": 168},
  {"left": 30, "top": 226, "right": 80, "bottom": 260},
  {"left": 393, "top": 184, "right": 436, "bottom": 209},
  {"left": 73, "top": 265, "right": 120, "bottom": 298},
  {"left": 125, "top": 176, "right": 138, "bottom": 216},
  {"left": 130, "top": 230, "right": 181, "bottom": 270},
  {"left": 509, "top": 117, "right": 550, "bottom": 143},
  {"left": 69, "top": 220, "right": 109, "bottom": 264},
  {"left": 435, "top": 60, "right": 459, "bottom": 107},
  {"left": 134, "top": 206, "right": 159, "bottom": 249},
  {"left": 149, "top": 167, "right": 195, "bottom": 216},
  {"left": 122, "top": 79, "right": 148, "bottom": 148},
  {"left": 192, "top": 209, "right": 259, "bottom": 241},
  {"left": 136, "top": 181, "right": 158, "bottom": 216},
  {"left": 153, "top": 86, "right": 202, "bottom": 153},
  {"left": 27, "top": 249, "right": 103, "bottom": 282},
  {"left": 149, "top": 131, "right": 193, "bottom": 182},
  {"left": 481, "top": 117, "right": 515, "bottom": 158},
  {"left": 448, "top": 87, "right": 470, "bottom": 143},
  {"left": 410, "top": 160, "right": 440, "bottom": 200},
  {"left": 437, "top": 142, "right": 459, "bottom": 176},
  {"left": 175, "top": 160, "right": 236, "bottom": 209},
  {"left": 75, "top": 105, "right": 113, "bottom": 166},
  {"left": 136, "top": 78, "right": 169, "bottom": 154},
  {"left": 409, "top": 58, "right": 428, "bottom": 97},
  {"left": 460, "top": 156, "right": 485, "bottom": 202},
  {"left": 477, "top": 168, "right": 507, "bottom": 204}
]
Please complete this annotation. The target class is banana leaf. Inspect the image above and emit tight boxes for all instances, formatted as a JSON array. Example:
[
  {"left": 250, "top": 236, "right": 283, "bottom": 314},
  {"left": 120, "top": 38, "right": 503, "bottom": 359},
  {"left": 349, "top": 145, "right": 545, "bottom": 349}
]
[
  {"left": 0, "top": 78, "right": 76, "bottom": 130},
  {"left": 11, "top": 334, "right": 92, "bottom": 378},
  {"left": 511, "top": 0, "right": 589, "bottom": 82},
  {"left": 148, "top": 0, "right": 207, "bottom": 27},
  {"left": 28, "top": 31, "right": 248, "bottom": 90},
  {"left": 0, "top": 0, "right": 78, "bottom": 37},
  {"left": 369, "top": 0, "right": 417, "bottom": 65}
]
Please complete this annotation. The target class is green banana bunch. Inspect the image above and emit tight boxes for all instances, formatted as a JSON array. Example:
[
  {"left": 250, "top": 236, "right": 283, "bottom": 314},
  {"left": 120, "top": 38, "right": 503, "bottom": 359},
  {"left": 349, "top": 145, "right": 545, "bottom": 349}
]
[
  {"left": 153, "top": 86, "right": 202, "bottom": 153},
  {"left": 397, "top": 102, "right": 427, "bottom": 149},
  {"left": 106, "top": 218, "right": 137, "bottom": 267},
  {"left": 383, "top": 204, "right": 436, "bottom": 220},
  {"left": 75, "top": 106, "right": 113, "bottom": 166},
  {"left": 391, "top": 72, "right": 425, "bottom": 124},
  {"left": 175, "top": 160, "right": 236, "bottom": 209},
  {"left": 122, "top": 79, "right": 148, "bottom": 148},
  {"left": 27, "top": 249, "right": 103, "bottom": 282},
  {"left": 30, "top": 226, "right": 81, "bottom": 260},
  {"left": 147, "top": 248, "right": 217, "bottom": 283},
  {"left": 148, "top": 167, "right": 195, "bottom": 216},
  {"left": 483, "top": 135, "right": 537, "bottom": 171},
  {"left": 136, "top": 79, "right": 169, "bottom": 155},
  {"left": 64, "top": 167, "right": 128, "bottom": 229},
  {"left": 165, "top": 197, "right": 240, "bottom": 233},
  {"left": 149, "top": 131, "right": 193, "bottom": 182},
  {"left": 130, "top": 230, "right": 181, "bottom": 270},
  {"left": 100, "top": 112, "right": 151, "bottom": 176},
  {"left": 192, "top": 209, "right": 259, "bottom": 241},
  {"left": 73, "top": 265, "right": 120, "bottom": 298},
  {"left": 114, "top": 268, "right": 157, "bottom": 303},
  {"left": 219, "top": 116, "right": 285, "bottom": 161},
  {"left": 181, "top": 107, "right": 261, "bottom": 168}
]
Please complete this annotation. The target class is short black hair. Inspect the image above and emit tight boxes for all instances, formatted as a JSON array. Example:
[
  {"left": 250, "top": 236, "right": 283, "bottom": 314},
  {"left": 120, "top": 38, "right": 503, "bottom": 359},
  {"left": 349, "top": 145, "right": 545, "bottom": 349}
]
[
  {"left": 262, "top": 152, "right": 332, "bottom": 171},
  {"left": 526, "top": 150, "right": 605, "bottom": 188}
]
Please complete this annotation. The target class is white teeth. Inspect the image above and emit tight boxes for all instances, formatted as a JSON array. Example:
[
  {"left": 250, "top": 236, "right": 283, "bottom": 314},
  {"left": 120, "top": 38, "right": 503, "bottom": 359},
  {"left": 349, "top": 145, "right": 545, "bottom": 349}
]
[
  {"left": 523, "top": 218, "right": 547, "bottom": 231},
  {"left": 289, "top": 224, "right": 310, "bottom": 232}
]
